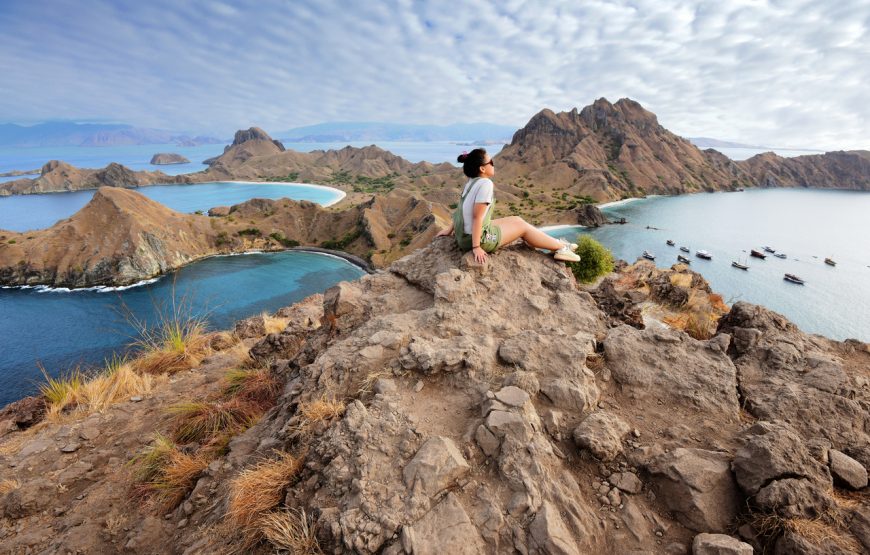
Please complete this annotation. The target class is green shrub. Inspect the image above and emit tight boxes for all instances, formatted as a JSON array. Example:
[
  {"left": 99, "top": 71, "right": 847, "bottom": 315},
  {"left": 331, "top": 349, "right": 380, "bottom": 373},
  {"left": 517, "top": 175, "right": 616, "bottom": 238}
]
[
  {"left": 215, "top": 231, "right": 230, "bottom": 247},
  {"left": 237, "top": 228, "right": 262, "bottom": 237},
  {"left": 565, "top": 235, "right": 614, "bottom": 284},
  {"left": 268, "top": 232, "right": 299, "bottom": 248}
]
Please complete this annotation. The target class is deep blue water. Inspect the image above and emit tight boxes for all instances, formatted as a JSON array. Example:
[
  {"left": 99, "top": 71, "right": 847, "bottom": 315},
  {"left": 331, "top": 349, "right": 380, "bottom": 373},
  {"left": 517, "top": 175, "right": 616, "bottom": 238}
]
[
  {"left": 0, "top": 251, "right": 365, "bottom": 407},
  {"left": 0, "top": 182, "right": 344, "bottom": 232},
  {"left": 546, "top": 188, "right": 870, "bottom": 343}
]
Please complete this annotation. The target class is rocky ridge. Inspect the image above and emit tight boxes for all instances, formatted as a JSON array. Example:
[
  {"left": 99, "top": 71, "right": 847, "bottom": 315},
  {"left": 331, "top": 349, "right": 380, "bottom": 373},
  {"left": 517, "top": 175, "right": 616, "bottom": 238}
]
[
  {"left": 0, "top": 186, "right": 446, "bottom": 287},
  {"left": 150, "top": 153, "right": 191, "bottom": 165},
  {"left": 2, "top": 241, "right": 866, "bottom": 554}
]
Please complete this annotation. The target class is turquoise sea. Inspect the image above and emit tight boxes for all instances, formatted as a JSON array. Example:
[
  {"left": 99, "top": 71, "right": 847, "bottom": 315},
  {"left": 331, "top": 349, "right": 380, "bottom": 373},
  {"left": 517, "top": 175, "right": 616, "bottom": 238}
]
[
  {"left": 546, "top": 188, "right": 870, "bottom": 343},
  {"left": 0, "top": 251, "right": 366, "bottom": 407}
]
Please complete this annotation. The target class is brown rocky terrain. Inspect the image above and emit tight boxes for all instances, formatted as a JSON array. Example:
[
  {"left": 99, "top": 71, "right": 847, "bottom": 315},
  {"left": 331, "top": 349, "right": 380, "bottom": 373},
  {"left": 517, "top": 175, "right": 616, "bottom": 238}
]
[
  {"left": 0, "top": 186, "right": 447, "bottom": 287},
  {"left": 1, "top": 242, "right": 867, "bottom": 554},
  {"left": 0, "top": 160, "right": 186, "bottom": 196},
  {"left": 739, "top": 150, "right": 870, "bottom": 190}
]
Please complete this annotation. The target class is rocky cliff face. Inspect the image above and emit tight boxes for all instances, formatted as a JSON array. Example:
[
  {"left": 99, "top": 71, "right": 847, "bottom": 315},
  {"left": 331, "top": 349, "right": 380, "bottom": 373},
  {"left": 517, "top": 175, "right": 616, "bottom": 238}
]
[{"left": 1, "top": 242, "right": 866, "bottom": 554}]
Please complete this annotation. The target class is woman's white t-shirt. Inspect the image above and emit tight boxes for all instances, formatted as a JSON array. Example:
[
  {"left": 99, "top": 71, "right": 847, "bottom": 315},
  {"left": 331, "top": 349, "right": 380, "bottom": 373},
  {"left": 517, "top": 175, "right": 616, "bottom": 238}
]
[{"left": 460, "top": 178, "right": 494, "bottom": 234}]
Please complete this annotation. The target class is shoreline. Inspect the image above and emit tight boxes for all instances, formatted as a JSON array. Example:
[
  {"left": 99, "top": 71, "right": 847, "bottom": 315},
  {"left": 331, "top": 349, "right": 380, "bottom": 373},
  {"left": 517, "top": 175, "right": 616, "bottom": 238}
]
[
  {"left": 0, "top": 247, "right": 371, "bottom": 293},
  {"left": 539, "top": 224, "right": 586, "bottom": 232}
]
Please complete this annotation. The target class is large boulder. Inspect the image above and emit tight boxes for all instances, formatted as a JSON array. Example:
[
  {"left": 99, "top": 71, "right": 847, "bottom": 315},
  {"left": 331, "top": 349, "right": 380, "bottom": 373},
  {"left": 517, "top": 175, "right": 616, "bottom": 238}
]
[
  {"left": 646, "top": 448, "right": 741, "bottom": 532},
  {"left": 573, "top": 411, "right": 631, "bottom": 461},
  {"left": 692, "top": 533, "right": 753, "bottom": 555},
  {"left": 401, "top": 493, "right": 484, "bottom": 555},
  {"left": 829, "top": 449, "right": 868, "bottom": 490}
]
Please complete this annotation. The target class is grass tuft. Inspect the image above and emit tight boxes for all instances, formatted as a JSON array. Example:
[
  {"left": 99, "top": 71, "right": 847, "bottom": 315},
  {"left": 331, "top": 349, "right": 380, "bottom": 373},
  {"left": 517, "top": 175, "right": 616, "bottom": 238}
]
[
  {"left": 261, "top": 312, "right": 289, "bottom": 335},
  {"left": 298, "top": 397, "right": 345, "bottom": 425},
  {"left": 130, "top": 433, "right": 208, "bottom": 510},
  {"left": 0, "top": 479, "right": 20, "bottom": 494},
  {"left": 222, "top": 368, "right": 281, "bottom": 412},
  {"left": 169, "top": 399, "right": 258, "bottom": 444},
  {"left": 259, "top": 509, "right": 322, "bottom": 554},
  {"left": 39, "top": 367, "right": 84, "bottom": 413},
  {"left": 227, "top": 452, "right": 304, "bottom": 540}
]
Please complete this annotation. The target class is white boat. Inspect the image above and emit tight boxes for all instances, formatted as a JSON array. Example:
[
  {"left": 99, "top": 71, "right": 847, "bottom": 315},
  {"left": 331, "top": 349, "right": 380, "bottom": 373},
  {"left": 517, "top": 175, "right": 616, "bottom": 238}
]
[
  {"left": 773, "top": 253, "right": 786, "bottom": 259},
  {"left": 696, "top": 250, "right": 712, "bottom": 260},
  {"left": 642, "top": 251, "right": 655, "bottom": 261}
]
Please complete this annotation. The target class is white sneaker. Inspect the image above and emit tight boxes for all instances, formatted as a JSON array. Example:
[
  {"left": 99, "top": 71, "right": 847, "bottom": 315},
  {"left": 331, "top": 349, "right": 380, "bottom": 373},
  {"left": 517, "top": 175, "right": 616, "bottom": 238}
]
[
  {"left": 558, "top": 238, "right": 578, "bottom": 251},
  {"left": 554, "top": 245, "right": 581, "bottom": 262}
]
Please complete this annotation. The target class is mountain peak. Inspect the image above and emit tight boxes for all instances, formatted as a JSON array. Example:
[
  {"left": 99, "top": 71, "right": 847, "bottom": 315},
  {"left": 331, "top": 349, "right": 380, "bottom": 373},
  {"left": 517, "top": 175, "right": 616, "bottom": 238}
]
[{"left": 231, "top": 127, "right": 285, "bottom": 151}]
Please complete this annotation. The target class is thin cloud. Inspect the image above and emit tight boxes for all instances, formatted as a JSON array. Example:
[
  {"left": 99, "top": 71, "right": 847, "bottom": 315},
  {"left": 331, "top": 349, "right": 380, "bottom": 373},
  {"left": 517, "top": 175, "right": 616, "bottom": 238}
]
[{"left": 0, "top": 0, "right": 867, "bottom": 149}]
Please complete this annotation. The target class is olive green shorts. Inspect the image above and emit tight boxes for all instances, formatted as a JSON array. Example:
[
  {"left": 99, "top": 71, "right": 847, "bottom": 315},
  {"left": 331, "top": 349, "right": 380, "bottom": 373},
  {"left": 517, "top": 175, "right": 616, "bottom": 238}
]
[{"left": 479, "top": 224, "right": 501, "bottom": 253}]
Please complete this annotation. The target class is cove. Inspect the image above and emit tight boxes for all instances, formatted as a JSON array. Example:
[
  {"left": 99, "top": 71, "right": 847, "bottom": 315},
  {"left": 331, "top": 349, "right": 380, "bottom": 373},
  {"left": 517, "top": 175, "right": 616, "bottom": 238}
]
[
  {"left": 545, "top": 188, "right": 870, "bottom": 342},
  {"left": 0, "top": 250, "right": 366, "bottom": 407}
]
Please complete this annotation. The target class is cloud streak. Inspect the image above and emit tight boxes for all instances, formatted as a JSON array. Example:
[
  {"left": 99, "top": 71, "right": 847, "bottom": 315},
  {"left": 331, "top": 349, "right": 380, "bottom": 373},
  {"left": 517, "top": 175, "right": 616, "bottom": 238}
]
[{"left": 0, "top": 0, "right": 867, "bottom": 149}]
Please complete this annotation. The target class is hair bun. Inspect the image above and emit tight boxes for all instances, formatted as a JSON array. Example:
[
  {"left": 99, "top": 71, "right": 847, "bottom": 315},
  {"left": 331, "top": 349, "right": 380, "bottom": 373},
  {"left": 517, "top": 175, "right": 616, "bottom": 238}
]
[{"left": 457, "top": 153, "right": 468, "bottom": 163}]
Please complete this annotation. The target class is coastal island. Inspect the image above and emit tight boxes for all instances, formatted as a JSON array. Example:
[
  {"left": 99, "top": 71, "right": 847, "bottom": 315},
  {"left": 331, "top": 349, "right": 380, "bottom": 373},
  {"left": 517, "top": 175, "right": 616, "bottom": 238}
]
[{"left": 149, "top": 152, "right": 190, "bottom": 165}]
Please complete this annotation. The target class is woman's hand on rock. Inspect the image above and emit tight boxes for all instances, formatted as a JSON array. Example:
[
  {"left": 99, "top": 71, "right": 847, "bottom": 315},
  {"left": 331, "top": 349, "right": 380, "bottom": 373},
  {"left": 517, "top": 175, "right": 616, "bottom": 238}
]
[
  {"left": 435, "top": 228, "right": 452, "bottom": 238},
  {"left": 472, "top": 246, "right": 488, "bottom": 264}
]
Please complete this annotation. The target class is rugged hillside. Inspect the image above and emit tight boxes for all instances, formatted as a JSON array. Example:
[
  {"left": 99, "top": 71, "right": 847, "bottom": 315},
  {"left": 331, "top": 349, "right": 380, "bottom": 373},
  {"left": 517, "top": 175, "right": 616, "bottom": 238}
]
[
  {"left": 0, "top": 160, "right": 185, "bottom": 196},
  {"left": 739, "top": 150, "right": 870, "bottom": 190},
  {"left": 0, "top": 186, "right": 446, "bottom": 287},
  {"left": 0, "top": 242, "right": 867, "bottom": 554}
]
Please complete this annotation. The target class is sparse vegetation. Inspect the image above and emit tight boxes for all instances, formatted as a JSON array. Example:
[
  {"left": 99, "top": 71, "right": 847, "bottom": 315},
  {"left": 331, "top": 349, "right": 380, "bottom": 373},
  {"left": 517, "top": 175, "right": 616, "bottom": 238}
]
[
  {"left": 130, "top": 433, "right": 208, "bottom": 510},
  {"left": 566, "top": 235, "right": 614, "bottom": 283},
  {"left": 169, "top": 399, "right": 258, "bottom": 444},
  {"left": 320, "top": 227, "right": 361, "bottom": 250},
  {"left": 227, "top": 451, "right": 304, "bottom": 542},
  {"left": 215, "top": 231, "right": 230, "bottom": 247},
  {"left": 238, "top": 227, "right": 262, "bottom": 237},
  {"left": 259, "top": 509, "right": 322, "bottom": 554},
  {"left": 268, "top": 231, "right": 300, "bottom": 248}
]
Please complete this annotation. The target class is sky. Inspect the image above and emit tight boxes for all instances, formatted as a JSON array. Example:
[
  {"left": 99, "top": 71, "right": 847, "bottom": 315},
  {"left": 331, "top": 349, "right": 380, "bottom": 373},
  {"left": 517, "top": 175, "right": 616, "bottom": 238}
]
[{"left": 1, "top": 0, "right": 868, "bottom": 150}]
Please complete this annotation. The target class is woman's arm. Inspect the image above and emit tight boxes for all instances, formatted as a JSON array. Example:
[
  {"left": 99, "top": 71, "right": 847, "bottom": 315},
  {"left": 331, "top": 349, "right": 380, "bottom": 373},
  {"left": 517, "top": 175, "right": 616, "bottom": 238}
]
[{"left": 470, "top": 202, "right": 489, "bottom": 263}]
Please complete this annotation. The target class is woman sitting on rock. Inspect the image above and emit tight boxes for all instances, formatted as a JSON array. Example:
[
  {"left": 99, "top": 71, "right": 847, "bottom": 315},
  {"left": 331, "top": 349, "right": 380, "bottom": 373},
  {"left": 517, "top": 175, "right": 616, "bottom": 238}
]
[{"left": 436, "top": 148, "right": 580, "bottom": 264}]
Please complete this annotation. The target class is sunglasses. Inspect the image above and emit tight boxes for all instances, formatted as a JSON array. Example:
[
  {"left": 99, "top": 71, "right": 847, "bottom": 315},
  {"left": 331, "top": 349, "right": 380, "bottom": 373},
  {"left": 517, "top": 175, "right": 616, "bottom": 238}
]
[{"left": 483, "top": 159, "right": 494, "bottom": 167}]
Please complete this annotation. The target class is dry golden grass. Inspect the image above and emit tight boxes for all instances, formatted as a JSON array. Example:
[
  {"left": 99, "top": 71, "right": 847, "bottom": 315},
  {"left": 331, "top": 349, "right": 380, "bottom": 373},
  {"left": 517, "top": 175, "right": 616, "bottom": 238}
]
[
  {"left": 0, "top": 432, "right": 33, "bottom": 457},
  {"left": 130, "top": 314, "right": 212, "bottom": 376},
  {"left": 207, "top": 330, "right": 239, "bottom": 352},
  {"left": 169, "top": 399, "right": 259, "bottom": 444},
  {"left": 785, "top": 517, "right": 862, "bottom": 553},
  {"left": 261, "top": 312, "right": 289, "bottom": 335},
  {"left": 298, "top": 397, "right": 345, "bottom": 424},
  {"left": 259, "top": 509, "right": 322, "bottom": 554},
  {"left": 585, "top": 353, "right": 605, "bottom": 371},
  {"left": 662, "top": 311, "right": 715, "bottom": 340},
  {"left": 227, "top": 452, "right": 304, "bottom": 540},
  {"left": 708, "top": 292, "right": 729, "bottom": 313},
  {"left": 0, "top": 478, "right": 20, "bottom": 494},
  {"left": 223, "top": 368, "right": 281, "bottom": 412},
  {"left": 130, "top": 434, "right": 209, "bottom": 510}
]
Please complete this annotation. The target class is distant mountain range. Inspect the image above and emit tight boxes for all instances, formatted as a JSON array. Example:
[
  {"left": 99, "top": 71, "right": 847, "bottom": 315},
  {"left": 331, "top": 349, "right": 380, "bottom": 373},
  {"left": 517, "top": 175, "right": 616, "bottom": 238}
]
[
  {"left": 687, "top": 137, "right": 820, "bottom": 152},
  {"left": 277, "top": 121, "right": 516, "bottom": 143},
  {"left": 0, "top": 122, "right": 223, "bottom": 148}
]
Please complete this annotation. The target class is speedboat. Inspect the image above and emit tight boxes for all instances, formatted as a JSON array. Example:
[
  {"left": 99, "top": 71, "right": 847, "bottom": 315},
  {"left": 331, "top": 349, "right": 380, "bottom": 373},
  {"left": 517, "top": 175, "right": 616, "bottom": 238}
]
[
  {"left": 642, "top": 251, "right": 655, "bottom": 260},
  {"left": 773, "top": 253, "right": 787, "bottom": 259},
  {"left": 750, "top": 250, "right": 767, "bottom": 259},
  {"left": 677, "top": 255, "right": 691, "bottom": 264},
  {"left": 696, "top": 250, "right": 712, "bottom": 260},
  {"left": 825, "top": 258, "right": 836, "bottom": 266},
  {"left": 784, "top": 273, "right": 805, "bottom": 285},
  {"left": 731, "top": 261, "right": 749, "bottom": 270},
  {"left": 666, "top": 240, "right": 675, "bottom": 246},
  {"left": 679, "top": 246, "right": 690, "bottom": 253},
  {"left": 764, "top": 246, "right": 776, "bottom": 253}
]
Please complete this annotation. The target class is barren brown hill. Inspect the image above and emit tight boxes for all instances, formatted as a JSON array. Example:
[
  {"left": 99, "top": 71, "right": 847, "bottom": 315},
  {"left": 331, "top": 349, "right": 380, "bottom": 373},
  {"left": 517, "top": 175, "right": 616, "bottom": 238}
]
[
  {"left": 0, "top": 186, "right": 446, "bottom": 287},
  {"left": 739, "top": 149, "right": 870, "bottom": 189}
]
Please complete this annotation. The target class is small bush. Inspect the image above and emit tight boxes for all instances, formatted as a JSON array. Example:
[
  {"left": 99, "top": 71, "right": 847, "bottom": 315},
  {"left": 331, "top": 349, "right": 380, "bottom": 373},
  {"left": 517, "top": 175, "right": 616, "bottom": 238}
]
[
  {"left": 566, "top": 235, "right": 614, "bottom": 283},
  {"left": 223, "top": 368, "right": 281, "bottom": 412},
  {"left": 7, "top": 239, "right": 15, "bottom": 244},
  {"left": 259, "top": 509, "right": 322, "bottom": 554},
  {"left": 238, "top": 228, "right": 262, "bottom": 237},
  {"left": 130, "top": 434, "right": 208, "bottom": 510},
  {"left": 215, "top": 231, "right": 230, "bottom": 247},
  {"left": 169, "top": 399, "right": 258, "bottom": 444},
  {"left": 268, "top": 232, "right": 300, "bottom": 248}
]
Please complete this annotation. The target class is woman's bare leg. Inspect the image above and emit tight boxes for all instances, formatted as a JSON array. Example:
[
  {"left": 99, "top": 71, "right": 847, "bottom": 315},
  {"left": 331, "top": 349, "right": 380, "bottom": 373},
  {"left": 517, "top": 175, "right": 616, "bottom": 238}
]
[{"left": 491, "top": 216, "right": 564, "bottom": 251}]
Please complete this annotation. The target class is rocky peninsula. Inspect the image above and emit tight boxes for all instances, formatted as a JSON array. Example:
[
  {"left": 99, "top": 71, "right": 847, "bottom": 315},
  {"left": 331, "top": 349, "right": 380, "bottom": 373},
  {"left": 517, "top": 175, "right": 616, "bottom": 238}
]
[{"left": 0, "top": 241, "right": 867, "bottom": 553}]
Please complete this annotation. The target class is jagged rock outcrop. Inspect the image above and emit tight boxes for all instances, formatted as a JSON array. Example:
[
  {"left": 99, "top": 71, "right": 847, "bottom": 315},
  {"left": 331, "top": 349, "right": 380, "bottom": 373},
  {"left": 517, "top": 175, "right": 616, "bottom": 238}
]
[
  {"left": 740, "top": 150, "right": 870, "bottom": 190},
  {"left": 149, "top": 153, "right": 190, "bottom": 165}
]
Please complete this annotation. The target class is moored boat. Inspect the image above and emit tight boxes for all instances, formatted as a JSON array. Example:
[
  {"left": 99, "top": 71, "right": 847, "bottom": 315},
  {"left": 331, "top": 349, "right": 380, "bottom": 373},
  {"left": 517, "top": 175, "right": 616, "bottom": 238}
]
[
  {"left": 784, "top": 273, "right": 805, "bottom": 285},
  {"left": 731, "top": 261, "right": 749, "bottom": 270},
  {"left": 666, "top": 240, "right": 675, "bottom": 246},
  {"left": 825, "top": 257, "right": 836, "bottom": 266},
  {"left": 750, "top": 250, "right": 767, "bottom": 259},
  {"left": 696, "top": 250, "right": 712, "bottom": 260},
  {"left": 677, "top": 255, "right": 691, "bottom": 264},
  {"left": 764, "top": 246, "right": 776, "bottom": 253},
  {"left": 642, "top": 251, "right": 655, "bottom": 260},
  {"left": 774, "top": 253, "right": 786, "bottom": 259},
  {"left": 679, "top": 246, "right": 690, "bottom": 253}
]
